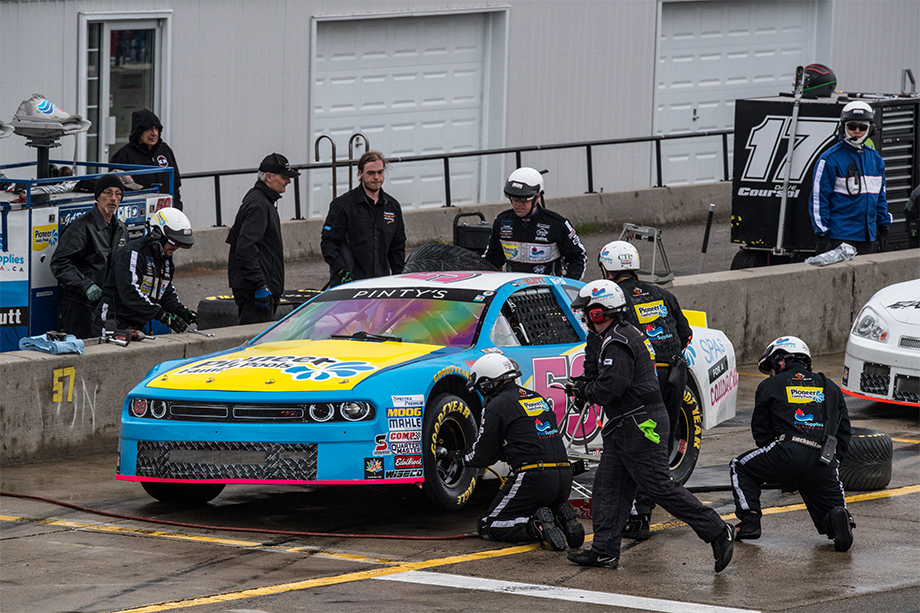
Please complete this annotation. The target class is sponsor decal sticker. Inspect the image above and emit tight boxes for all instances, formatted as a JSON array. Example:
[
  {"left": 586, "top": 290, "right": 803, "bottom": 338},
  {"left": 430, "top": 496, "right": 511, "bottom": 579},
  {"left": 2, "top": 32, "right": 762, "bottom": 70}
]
[
  {"left": 385, "top": 469, "right": 423, "bottom": 479},
  {"left": 387, "top": 406, "right": 422, "bottom": 418},
  {"left": 373, "top": 434, "right": 392, "bottom": 456},
  {"left": 634, "top": 301, "right": 666, "bottom": 323},
  {"left": 389, "top": 430, "right": 421, "bottom": 442},
  {"left": 388, "top": 417, "right": 422, "bottom": 430},
  {"left": 364, "top": 457, "right": 384, "bottom": 479},
  {"left": 520, "top": 397, "right": 548, "bottom": 417},
  {"left": 394, "top": 455, "right": 423, "bottom": 469},
  {"left": 786, "top": 386, "right": 825, "bottom": 404},
  {"left": 391, "top": 394, "right": 424, "bottom": 408},
  {"left": 390, "top": 442, "right": 422, "bottom": 455}
]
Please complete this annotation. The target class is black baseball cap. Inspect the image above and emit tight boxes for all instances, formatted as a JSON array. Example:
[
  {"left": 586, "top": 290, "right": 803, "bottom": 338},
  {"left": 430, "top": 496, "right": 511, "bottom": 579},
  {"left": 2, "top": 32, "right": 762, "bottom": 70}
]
[{"left": 259, "top": 153, "right": 300, "bottom": 177}]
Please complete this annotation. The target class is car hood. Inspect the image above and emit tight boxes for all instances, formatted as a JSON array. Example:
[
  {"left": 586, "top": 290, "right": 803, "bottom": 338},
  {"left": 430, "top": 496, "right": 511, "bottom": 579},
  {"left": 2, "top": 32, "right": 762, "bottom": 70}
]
[
  {"left": 144, "top": 339, "right": 446, "bottom": 392},
  {"left": 874, "top": 279, "right": 920, "bottom": 326}
]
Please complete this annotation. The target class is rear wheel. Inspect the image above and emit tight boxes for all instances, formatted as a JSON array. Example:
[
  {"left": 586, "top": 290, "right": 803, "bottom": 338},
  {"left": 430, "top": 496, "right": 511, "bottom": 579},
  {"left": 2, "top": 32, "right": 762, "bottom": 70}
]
[
  {"left": 668, "top": 383, "right": 702, "bottom": 485},
  {"left": 422, "top": 393, "right": 479, "bottom": 509},
  {"left": 141, "top": 482, "right": 225, "bottom": 506}
]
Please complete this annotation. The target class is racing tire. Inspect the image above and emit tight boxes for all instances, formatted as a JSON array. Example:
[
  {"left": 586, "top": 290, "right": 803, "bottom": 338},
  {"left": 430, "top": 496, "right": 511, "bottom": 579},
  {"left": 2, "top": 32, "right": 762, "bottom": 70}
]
[
  {"left": 839, "top": 428, "right": 892, "bottom": 491},
  {"left": 729, "top": 249, "right": 769, "bottom": 270},
  {"left": 404, "top": 243, "right": 497, "bottom": 273},
  {"left": 141, "top": 482, "right": 226, "bottom": 506},
  {"left": 197, "top": 296, "right": 238, "bottom": 330},
  {"left": 668, "top": 383, "right": 702, "bottom": 485},
  {"left": 422, "top": 393, "right": 479, "bottom": 510}
]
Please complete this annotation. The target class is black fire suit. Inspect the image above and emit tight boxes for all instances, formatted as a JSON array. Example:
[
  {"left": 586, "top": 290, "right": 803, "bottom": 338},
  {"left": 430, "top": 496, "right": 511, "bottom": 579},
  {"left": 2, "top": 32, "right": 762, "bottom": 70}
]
[
  {"left": 583, "top": 320, "right": 725, "bottom": 560},
  {"left": 98, "top": 235, "right": 189, "bottom": 329},
  {"left": 50, "top": 205, "right": 128, "bottom": 338},
  {"left": 110, "top": 109, "right": 183, "bottom": 210},
  {"left": 461, "top": 383, "right": 573, "bottom": 543},
  {"left": 482, "top": 207, "right": 587, "bottom": 280},
  {"left": 731, "top": 363, "right": 852, "bottom": 536},
  {"left": 227, "top": 180, "right": 285, "bottom": 324},
  {"left": 321, "top": 186, "right": 406, "bottom": 287}
]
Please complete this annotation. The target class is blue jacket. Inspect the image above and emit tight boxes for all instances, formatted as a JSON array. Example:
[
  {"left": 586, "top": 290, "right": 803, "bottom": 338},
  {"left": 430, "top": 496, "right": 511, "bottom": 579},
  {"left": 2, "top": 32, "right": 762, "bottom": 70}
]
[{"left": 810, "top": 141, "right": 890, "bottom": 242}]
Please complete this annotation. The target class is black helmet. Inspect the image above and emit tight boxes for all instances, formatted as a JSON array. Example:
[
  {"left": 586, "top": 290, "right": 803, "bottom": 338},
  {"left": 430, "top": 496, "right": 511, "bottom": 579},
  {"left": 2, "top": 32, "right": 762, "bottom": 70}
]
[{"left": 802, "top": 64, "right": 837, "bottom": 97}]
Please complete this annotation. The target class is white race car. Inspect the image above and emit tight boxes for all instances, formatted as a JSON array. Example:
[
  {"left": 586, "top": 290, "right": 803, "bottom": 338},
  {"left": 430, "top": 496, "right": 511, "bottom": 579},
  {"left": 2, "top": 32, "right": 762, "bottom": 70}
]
[{"left": 842, "top": 278, "right": 920, "bottom": 407}]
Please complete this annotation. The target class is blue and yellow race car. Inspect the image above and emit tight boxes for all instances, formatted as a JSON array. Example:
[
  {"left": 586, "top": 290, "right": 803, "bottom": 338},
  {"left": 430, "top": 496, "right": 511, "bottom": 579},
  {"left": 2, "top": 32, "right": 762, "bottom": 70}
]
[{"left": 118, "top": 271, "right": 737, "bottom": 509}]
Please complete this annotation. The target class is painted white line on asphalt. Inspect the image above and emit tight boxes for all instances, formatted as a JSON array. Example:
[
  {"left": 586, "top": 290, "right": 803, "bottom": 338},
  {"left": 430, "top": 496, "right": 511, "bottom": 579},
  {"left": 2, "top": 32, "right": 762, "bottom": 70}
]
[{"left": 377, "top": 570, "right": 761, "bottom": 613}]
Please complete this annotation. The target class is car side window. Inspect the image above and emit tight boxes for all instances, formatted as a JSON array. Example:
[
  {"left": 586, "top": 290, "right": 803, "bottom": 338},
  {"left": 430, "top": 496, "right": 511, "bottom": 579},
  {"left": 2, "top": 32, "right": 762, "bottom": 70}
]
[{"left": 501, "top": 287, "right": 582, "bottom": 346}]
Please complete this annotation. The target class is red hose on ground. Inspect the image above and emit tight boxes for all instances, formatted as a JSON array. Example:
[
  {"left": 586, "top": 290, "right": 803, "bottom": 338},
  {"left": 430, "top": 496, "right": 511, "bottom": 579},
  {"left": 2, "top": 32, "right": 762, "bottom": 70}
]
[{"left": 0, "top": 491, "right": 478, "bottom": 540}]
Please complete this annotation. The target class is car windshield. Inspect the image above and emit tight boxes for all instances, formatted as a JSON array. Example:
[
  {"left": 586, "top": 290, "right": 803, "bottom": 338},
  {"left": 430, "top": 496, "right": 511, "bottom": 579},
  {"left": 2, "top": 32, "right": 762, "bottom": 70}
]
[{"left": 253, "top": 288, "right": 488, "bottom": 348}]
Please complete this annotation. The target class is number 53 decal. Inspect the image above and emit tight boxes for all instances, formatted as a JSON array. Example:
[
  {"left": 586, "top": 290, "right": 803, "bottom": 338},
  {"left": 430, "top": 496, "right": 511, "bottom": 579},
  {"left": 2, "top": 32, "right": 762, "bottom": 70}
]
[{"left": 741, "top": 116, "right": 838, "bottom": 184}]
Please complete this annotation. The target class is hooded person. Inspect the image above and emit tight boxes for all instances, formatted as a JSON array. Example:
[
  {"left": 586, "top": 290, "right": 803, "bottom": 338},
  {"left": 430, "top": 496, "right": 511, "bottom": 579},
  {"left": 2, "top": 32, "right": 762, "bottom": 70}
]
[{"left": 109, "top": 109, "right": 184, "bottom": 210}]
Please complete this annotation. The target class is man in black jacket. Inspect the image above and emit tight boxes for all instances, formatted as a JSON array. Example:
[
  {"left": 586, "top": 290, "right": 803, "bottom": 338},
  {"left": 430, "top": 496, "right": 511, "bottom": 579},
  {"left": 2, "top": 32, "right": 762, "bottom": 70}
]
[
  {"left": 98, "top": 207, "right": 196, "bottom": 334},
  {"left": 566, "top": 280, "right": 733, "bottom": 572},
  {"left": 227, "top": 153, "right": 299, "bottom": 324},
  {"left": 455, "top": 353, "right": 584, "bottom": 551},
  {"left": 50, "top": 174, "right": 128, "bottom": 338},
  {"left": 482, "top": 167, "right": 586, "bottom": 280},
  {"left": 730, "top": 336, "right": 854, "bottom": 551},
  {"left": 321, "top": 151, "right": 406, "bottom": 287},
  {"left": 598, "top": 240, "right": 693, "bottom": 539},
  {"left": 110, "top": 109, "right": 183, "bottom": 210}
]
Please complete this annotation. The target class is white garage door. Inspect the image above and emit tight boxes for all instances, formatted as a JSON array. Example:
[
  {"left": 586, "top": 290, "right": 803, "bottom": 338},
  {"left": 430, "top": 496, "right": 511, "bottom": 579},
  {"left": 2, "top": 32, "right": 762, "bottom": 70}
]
[
  {"left": 656, "top": 1, "right": 816, "bottom": 185},
  {"left": 311, "top": 13, "right": 499, "bottom": 217}
]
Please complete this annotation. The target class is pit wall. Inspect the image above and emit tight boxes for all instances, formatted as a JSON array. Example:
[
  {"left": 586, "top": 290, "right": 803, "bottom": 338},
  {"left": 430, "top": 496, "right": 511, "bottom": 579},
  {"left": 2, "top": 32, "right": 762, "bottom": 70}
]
[
  {"left": 176, "top": 182, "right": 732, "bottom": 270},
  {"left": 1, "top": 249, "right": 915, "bottom": 465}
]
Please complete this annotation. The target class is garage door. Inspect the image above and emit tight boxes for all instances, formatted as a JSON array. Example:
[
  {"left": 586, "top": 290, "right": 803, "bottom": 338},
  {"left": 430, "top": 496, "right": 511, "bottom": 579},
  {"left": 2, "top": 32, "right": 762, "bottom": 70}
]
[
  {"left": 656, "top": 1, "right": 816, "bottom": 185},
  {"left": 311, "top": 13, "right": 500, "bottom": 217}
]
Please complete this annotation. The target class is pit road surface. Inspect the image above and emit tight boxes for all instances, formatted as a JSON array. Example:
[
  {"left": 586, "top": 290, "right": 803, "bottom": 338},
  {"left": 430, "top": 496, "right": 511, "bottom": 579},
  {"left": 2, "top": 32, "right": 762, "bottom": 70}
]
[{"left": 2, "top": 353, "right": 918, "bottom": 613}]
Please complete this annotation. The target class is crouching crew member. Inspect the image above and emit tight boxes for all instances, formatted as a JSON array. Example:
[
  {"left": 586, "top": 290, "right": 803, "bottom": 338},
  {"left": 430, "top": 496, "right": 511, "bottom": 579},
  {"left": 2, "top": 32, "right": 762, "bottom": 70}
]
[
  {"left": 730, "top": 336, "right": 854, "bottom": 551},
  {"left": 566, "top": 280, "right": 734, "bottom": 572},
  {"left": 98, "top": 208, "right": 197, "bottom": 334},
  {"left": 454, "top": 353, "right": 585, "bottom": 551}
]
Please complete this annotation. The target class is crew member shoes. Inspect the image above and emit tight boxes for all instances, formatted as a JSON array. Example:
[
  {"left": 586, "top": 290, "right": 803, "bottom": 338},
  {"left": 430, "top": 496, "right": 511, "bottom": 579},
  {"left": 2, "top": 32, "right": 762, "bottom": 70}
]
[
  {"left": 622, "top": 513, "right": 652, "bottom": 540},
  {"left": 530, "top": 507, "right": 567, "bottom": 551},
  {"left": 567, "top": 549, "right": 619, "bottom": 568},
  {"left": 734, "top": 511, "right": 762, "bottom": 541},
  {"left": 554, "top": 502, "right": 586, "bottom": 548},
  {"left": 826, "top": 506, "right": 853, "bottom": 552},
  {"left": 711, "top": 523, "right": 735, "bottom": 573}
]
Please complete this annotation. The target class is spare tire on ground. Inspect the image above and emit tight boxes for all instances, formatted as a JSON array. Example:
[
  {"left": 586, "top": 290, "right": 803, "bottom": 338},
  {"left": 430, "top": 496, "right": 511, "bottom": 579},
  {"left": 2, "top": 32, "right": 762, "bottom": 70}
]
[
  {"left": 839, "top": 427, "right": 893, "bottom": 491},
  {"left": 197, "top": 289, "right": 321, "bottom": 330},
  {"left": 404, "top": 242, "right": 497, "bottom": 273}
]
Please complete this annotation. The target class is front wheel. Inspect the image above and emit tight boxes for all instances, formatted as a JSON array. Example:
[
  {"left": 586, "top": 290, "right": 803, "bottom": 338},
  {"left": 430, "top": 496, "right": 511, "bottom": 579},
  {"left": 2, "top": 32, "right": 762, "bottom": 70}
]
[
  {"left": 141, "top": 482, "right": 225, "bottom": 506},
  {"left": 422, "top": 393, "right": 479, "bottom": 509},
  {"left": 668, "top": 383, "right": 702, "bottom": 485}
]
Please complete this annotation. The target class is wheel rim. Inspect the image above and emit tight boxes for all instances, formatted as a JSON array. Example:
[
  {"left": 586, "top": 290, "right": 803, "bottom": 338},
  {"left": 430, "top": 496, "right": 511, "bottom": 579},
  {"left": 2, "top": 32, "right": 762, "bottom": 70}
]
[{"left": 435, "top": 415, "right": 468, "bottom": 487}]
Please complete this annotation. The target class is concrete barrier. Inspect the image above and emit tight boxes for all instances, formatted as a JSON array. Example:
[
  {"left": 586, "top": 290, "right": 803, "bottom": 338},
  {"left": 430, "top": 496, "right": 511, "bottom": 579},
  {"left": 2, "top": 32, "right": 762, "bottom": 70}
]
[
  {"left": 1, "top": 249, "right": 915, "bottom": 465},
  {"left": 175, "top": 182, "right": 732, "bottom": 270}
]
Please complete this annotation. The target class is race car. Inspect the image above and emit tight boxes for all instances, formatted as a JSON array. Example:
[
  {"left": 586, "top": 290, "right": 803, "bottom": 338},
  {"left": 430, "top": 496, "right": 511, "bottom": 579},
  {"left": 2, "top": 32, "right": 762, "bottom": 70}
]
[
  {"left": 117, "top": 271, "right": 737, "bottom": 509},
  {"left": 842, "top": 278, "right": 920, "bottom": 407}
]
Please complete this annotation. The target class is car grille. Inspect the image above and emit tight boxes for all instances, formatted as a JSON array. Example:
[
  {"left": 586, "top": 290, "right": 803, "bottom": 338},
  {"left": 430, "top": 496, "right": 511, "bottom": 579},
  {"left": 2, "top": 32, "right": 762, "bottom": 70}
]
[
  {"left": 899, "top": 336, "right": 920, "bottom": 350},
  {"left": 859, "top": 362, "right": 890, "bottom": 395},
  {"left": 893, "top": 375, "right": 920, "bottom": 404},
  {"left": 136, "top": 441, "right": 318, "bottom": 480}
]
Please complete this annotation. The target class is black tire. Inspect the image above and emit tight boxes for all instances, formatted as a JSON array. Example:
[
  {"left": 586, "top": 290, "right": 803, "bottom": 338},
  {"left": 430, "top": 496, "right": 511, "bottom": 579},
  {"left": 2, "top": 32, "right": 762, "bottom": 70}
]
[
  {"left": 730, "top": 249, "right": 770, "bottom": 270},
  {"left": 839, "top": 427, "right": 892, "bottom": 491},
  {"left": 141, "top": 482, "right": 225, "bottom": 505},
  {"left": 197, "top": 296, "right": 238, "bottom": 330},
  {"left": 404, "top": 243, "right": 497, "bottom": 273},
  {"left": 422, "top": 393, "right": 479, "bottom": 509},
  {"left": 669, "top": 382, "right": 702, "bottom": 485}
]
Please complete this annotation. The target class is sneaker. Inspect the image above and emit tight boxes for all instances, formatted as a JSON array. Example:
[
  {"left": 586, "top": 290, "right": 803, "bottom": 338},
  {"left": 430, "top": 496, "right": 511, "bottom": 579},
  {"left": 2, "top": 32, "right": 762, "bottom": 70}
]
[
  {"left": 827, "top": 506, "right": 853, "bottom": 552},
  {"left": 554, "top": 502, "right": 586, "bottom": 548},
  {"left": 711, "top": 523, "right": 734, "bottom": 573},
  {"left": 734, "top": 512, "right": 761, "bottom": 541},
  {"left": 622, "top": 513, "right": 651, "bottom": 540},
  {"left": 530, "top": 507, "right": 567, "bottom": 551},
  {"left": 567, "top": 549, "right": 619, "bottom": 568}
]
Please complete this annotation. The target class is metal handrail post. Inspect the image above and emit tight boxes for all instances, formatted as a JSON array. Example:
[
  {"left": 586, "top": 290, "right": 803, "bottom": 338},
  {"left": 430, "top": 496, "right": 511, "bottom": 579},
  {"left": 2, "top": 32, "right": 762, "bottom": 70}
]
[
  {"left": 314, "top": 135, "right": 337, "bottom": 199},
  {"left": 443, "top": 157, "right": 452, "bottom": 207},
  {"left": 347, "top": 133, "right": 370, "bottom": 191},
  {"left": 585, "top": 145, "right": 594, "bottom": 193},
  {"left": 293, "top": 175, "right": 302, "bottom": 220},
  {"left": 722, "top": 133, "right": 730, "bottom": 181},
  {"left": 654, "top": 139, "right": 663, "bottom": 187},
  {"left": 213, "top": 175, "right": 222, "bottom": 226},
  {"left": 515, "top": 151, "right": 522, "bottom": 168}
]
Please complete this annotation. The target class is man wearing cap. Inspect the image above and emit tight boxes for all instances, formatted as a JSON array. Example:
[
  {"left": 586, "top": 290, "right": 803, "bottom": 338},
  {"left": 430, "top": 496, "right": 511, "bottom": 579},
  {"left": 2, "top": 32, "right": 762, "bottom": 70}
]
[
  {"left": 227, "top": 153, "right": 300, "bottom": 324},
  {"left": 321, "top": 150, "right": 406, "bottom": 287},
  {"left": 110, "top": 109, "right": 184, "bottom": 210},
  {"left": 50, "top": 174, "right": 128, "bottom": 338}
]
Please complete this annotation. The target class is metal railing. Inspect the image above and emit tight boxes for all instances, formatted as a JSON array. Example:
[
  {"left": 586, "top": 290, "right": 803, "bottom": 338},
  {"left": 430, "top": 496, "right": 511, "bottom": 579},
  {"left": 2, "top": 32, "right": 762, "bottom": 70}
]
[{"left": 182, "top": 129, "right": 733, "bottom": 226}]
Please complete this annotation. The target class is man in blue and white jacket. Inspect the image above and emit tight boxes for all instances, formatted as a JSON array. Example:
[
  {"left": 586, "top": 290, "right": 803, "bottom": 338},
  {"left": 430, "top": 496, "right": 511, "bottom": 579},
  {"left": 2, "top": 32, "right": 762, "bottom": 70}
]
[{"left": 810, "top": 101, "right": 891, "bottom": 255}]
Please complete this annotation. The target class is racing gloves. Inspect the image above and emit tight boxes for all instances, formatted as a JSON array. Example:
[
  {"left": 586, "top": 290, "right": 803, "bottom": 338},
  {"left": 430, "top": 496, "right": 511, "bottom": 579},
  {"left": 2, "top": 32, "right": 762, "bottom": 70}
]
[
  {"left": 178, "top": 307, "right": 198, "bottom": 325},
  {"left": 877, "top": 225, "right": 890, "bottom": 252},
  {"left": 815, "top": 233, "right": 831, "bottom": 254},
  {"left": 254, "top": 286, "right": 272, "bottom": 310},
  {"left": 85, "top": 284, "right": 103, "bottom": 304},
  {"left": 337, "top": 269, "right": 354, "bottom": 284},
  {"left": 159, "top": 311, "right": 188, "bottom": 334}
]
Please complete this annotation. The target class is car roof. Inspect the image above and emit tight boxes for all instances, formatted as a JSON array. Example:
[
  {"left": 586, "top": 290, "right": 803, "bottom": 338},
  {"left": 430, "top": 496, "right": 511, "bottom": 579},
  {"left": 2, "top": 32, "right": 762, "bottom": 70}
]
[{"left": 340, "top": 271, "right": 574, "bottom": 293}]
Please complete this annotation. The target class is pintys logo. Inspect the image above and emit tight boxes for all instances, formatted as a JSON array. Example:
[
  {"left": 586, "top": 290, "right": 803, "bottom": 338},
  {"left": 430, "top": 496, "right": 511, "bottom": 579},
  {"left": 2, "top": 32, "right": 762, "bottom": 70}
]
[
  {"left": 32, "top": 224, "right": 58, "bottom": 251},
  {"left": 786, "top": 386, "right": 825, "bottom": 404}
]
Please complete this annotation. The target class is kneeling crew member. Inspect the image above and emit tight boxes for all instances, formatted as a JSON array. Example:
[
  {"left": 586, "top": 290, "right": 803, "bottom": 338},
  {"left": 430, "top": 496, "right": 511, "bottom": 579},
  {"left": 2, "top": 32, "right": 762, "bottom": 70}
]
[
  {"left": 566, "top": 280, "right": 734, "bottom": 572},
  {"left": 455, "top": 353, "right": 585, "bottom": 551},
  {"left": 98, "top": 208, "right": 197, "bottom": 334},
  {"left": 730, "top": 336, "right": 853, "bottom": 551}
]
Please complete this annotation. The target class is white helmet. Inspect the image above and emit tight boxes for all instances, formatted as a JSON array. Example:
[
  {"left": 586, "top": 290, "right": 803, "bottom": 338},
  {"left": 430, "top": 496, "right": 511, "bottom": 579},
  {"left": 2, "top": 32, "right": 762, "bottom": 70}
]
[
  {"left": 758, "top": 336, "right": 812, "bottom": 374},
  {"left": 468, "top": 353, "right": 521, "bottom": 396},
  {"left": 598, "top": 240, "right": 640, "bottom": 273},
  {"left": 838, "top": 100, "right": 875, "bottom": 147},
  {"left": 504, "top": 167, "right": 544, "bottom": 200},
  {"left": 570, "top": 280, "right": 628, "bottom": 326},
  {"left": 146, "top": 207, "right": 194, "bottom": 248}
]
